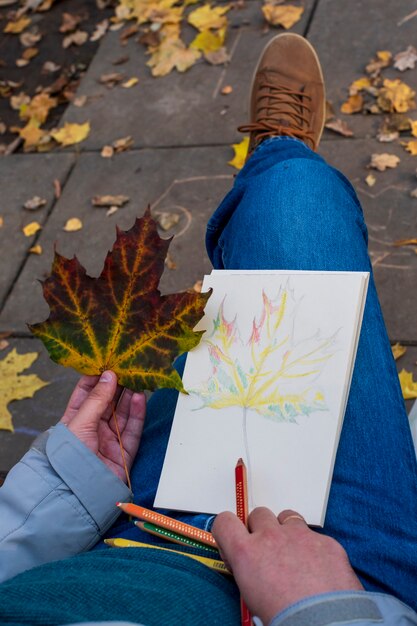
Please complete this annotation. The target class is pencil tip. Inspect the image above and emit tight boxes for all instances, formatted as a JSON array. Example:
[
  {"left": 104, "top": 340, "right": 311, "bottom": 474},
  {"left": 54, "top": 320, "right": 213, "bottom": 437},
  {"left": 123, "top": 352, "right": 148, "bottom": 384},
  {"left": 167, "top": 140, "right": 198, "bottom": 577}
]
[
  {"left": 237, "top": 457, "right": 243, "bottom": 465},
  {"left": 116, "top": 502, "right": 121, "bottom": 507}
]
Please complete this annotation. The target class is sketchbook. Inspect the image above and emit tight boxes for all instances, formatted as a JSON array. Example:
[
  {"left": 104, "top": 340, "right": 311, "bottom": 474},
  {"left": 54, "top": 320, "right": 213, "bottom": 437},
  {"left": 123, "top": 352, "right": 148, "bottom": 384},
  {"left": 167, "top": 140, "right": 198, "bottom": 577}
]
[{"left": 155, "top": 270, "right": 369, "bottom": 526}]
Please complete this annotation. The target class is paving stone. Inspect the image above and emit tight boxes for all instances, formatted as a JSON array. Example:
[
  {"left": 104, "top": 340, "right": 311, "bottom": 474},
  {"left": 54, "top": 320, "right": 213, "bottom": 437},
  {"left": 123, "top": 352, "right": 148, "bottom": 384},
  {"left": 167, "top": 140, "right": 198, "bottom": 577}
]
[
  {"left": 59, "top": 0, "right": 315, "bottom": 149},
  {"left": 0, "top": 337, "right": 79, "bottom": 474},
  {"left": 0, "top": 154, "right": 75, "bottom": 307},
  {"left": 309, "top": 0, "right": 417, "bottom": 140},
  {"left": 0, "top": 147, "right": 234, "bottom": 333},
  {"left": 319, "top": 138, "right": 417, "bottom": 341}
]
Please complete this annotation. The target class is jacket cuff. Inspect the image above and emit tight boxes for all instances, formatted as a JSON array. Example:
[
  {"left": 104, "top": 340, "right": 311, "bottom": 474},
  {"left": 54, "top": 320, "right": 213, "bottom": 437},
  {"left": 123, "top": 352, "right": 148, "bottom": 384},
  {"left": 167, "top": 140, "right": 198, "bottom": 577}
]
[{"left": 46, "top": 423, "right": 132, "bottom": 533}]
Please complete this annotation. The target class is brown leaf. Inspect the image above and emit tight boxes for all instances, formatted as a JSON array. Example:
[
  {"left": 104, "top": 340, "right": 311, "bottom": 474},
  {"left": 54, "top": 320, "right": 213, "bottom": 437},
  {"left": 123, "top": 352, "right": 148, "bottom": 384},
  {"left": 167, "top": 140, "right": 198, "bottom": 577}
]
[
  {"left": 20, "top": 29, "right": 42, "bottom": 47},
  {"left": 4, "top": 17, "right": 31, "bottom": 34},
  {"left": 23, "top": 196, "right": 46, "bottom": 210},
  {"left": 62, "top": 30, "right": 88, "bottom": 48},
  {"left": 205, "top": 47, "right": 230, "bottom": 65},
  {"left": 221, "top": 85, "right": 233, "bottom": 95},
  {"left": 366, "top": 50, "right": 392, "bottom": 75},
  {"left": 377, "top": 130, "right": 399, "bottom": 143},
  {"left": 165, "top": 251, "right": 177, "bottom": 270},
  {"left": 10, "top": 92, "right": 30, "bottom": 110},
  {"left": 53, "top": 178, "right": 61, "bottom": 199},
  {"left": 0, "top": 339, "right": 9, "bottom": 351},
  {"left": 113, "top": 135, "right": 133, "bottom": 152},
  {"left": 112, "top": 54, "right": 130, "bottom": 66},
  {"left": 120, "top": 24, "right": 138, "bottom": 45},
  {"left": 410, "top": 188, "right": 417, "bottom": 198},
  {"left": 324, "top": 118, "right": 354, "bottom": 137},
  {"left": 90, "top": 19, "right": 109, "bottom": 42},
  {"left": 60, "top": 12, "right": 83, "bottom": 33},
  {"left": 73, "top": 95, "right": 87, "bottom": 107},
  {"left": 99, "top": 72, "right": 125, "bottom": 87},
  {"left": 193, "top": 279, "right": 203, "bottom": 293},
  {"left": 101, "top": 145, "right": 114, "bottom": 158},
  {"left": 340, "top": 94, "right": 363, "bottom": 114},
  {"left": 368, "top": 153, "right": 400, "bottom": 171},
  {"left": 92, "top": 194, "right": 130, "bottom": 207},
  {"left": 394, "top": 46, "right": 417, "bottom": 72},
  {"left": 325, "top": 100, "right": 335, "bottom": 122},
  {"left": 42, "top": 60, "right": 61, "bottom": 73},
  {"left": 262, "top": 4, "right": 303, "bottom": 29},
  {"left": 21, "top": 47, "right": 39, "bottom": 61},
  {"left": 377, "top": 79, "right": 416, "bottom": 113}
]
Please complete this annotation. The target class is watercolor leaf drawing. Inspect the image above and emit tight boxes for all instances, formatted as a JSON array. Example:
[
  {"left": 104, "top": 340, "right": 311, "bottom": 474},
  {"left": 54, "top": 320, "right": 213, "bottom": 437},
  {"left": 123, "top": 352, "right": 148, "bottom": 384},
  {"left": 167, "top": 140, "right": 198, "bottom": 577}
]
[{"left": 192, "top": 284, "right": 337, "bottom": 424}]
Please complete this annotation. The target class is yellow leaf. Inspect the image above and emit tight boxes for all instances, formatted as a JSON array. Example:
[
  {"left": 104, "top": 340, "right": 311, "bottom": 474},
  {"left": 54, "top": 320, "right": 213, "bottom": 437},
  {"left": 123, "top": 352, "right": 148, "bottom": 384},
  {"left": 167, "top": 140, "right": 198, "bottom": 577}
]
[
  {"left": 122, "top": 77, "right": 139, "bottom": 88},
  {"left": 0, "top": 349, "right": 48, "bottom": 431},
  {"left": 340, "top": 94, "right": 363, "bottom": 114},
  {"left": 349, "top": 77, "right": 371, "bottom": 95},
  {"left": 19, "top": 120, "right": 45, "bottom": 150},
  {"left": 188, "top": 4, "right": 230, "bottom": 31},
  {"left": 377, "top": 50, "right": 392, "bottom": 64},
  {"left": 399, "top": 369, "right": 417, "bottom": 400},
  {"left": 262, "top": 4, "right": 304, "bottom": 29},
  {"left": 394, "top": 238, "right": 417, "bottom": 247},
  {"left": 378, "top": 79, "right": 416, "bottom": 113},
  {"left": 365, "top": 174, "right": 376, "bottom": 187},
  {"left": 392, "top": 343, "right": 407, "bottom": 360},
  {"left": 411, "top": 120, "right": 417, "bottom": 137},
  {"left": 4, "top": 17, "right": 31, "bottom": 34},
  {"left": 29, "top": 244, "right": 43, "bottom": 255},
  {"left": 63, "top": 217, "right": 83, "bottom": 232},
  {"left": 51, "top": 122, "right": 90, "bottom": 146},
  {"left": 20, "top": 93, "right": 58, "bottom": 125},
  {"left": 22, "top": 221, "right": 42, "bottom": 237},
  {"left": 369, "top": 153, "right": 400, "bottom": 171},
  {"left": 403, "top": 140, "right": 417, "bottom": 155},
  {"left": 190, "top": 29, "right": 225, "bottom": 53},
  {"left": 147, "top": 39, "right": 201, "bottom": 76},
  {"left": 228, "top": 137, "right": 249, "bottom": 170}
]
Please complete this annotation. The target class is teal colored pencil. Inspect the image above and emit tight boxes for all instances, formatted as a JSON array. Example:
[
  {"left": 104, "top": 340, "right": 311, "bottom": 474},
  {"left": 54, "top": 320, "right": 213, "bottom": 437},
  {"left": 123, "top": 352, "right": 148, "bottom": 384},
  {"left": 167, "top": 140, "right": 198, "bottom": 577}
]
[{"left": 135, "top": 520, "right": 219, "bottom": 554}]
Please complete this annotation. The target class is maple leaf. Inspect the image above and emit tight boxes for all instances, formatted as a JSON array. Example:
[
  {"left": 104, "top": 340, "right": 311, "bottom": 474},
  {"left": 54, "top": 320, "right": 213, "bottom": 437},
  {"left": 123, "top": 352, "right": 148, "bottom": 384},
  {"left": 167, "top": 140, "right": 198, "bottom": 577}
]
[
  {"left": 4, "top": 17, "right": 31, "bottom": 34},
  {"left": 188, "top": 4, "right": 230, "bottom": 30},
  {"left": 51, "top": 122, "right": 90, "bottom": 146},
  {"left": 228, "top": 137, "right": 249, "bottom": 170},
  {"left": 20, "top": 93, "right": 58, "bottom": 125},
  {"left": 394, "top": 46, "right": 417, "bottom": 72},
  {"left": 391, "top": 343, "right": 407, "bottom": 360},
  {"left": 262, "top": 4, "right": 304, "bottom": 29},
  {"left": 377, "top": 79, "right": 416, "bottom": 113},
  {"left": 0, "top": 349, "right": 48, "bottom": 431},
  {"left": 403, "top": 140, "right": 417, "bottom": 156},
  {"left": 147, "top": 38, "right": 201, "bottom": 76},
  {"left": 368, "top": 153, "right": 400, "bottom": 171},
  {"left": 19, "top": 119, "right": 46, "bottom": 151},
  {"left": 29, "top": 209, "right": 211, "bottom": 393},
  {"left": 399, "top": 369, "right": 417, "bottom": 400},
  {"left": 340, "top": 94, "right": 363, "bottom": 114},
  {"left": 190, "top": 29, "right": 225, "bottom": 53}
]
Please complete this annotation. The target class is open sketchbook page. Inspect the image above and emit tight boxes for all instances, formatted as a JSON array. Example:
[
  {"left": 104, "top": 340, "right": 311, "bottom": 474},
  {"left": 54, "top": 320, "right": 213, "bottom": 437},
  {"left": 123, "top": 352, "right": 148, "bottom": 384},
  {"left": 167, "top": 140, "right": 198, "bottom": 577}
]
[{"left": 155, "top": 271, "right": 369, "bottom": 526}]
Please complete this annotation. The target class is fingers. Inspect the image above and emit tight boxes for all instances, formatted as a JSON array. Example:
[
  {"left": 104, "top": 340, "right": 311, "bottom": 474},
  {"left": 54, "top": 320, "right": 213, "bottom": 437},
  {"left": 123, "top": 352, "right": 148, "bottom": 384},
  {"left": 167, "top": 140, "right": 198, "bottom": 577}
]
[
  {"left": 68, "top": 371, "right": 118, "bottom": 430},
  {"left": 248, "top": 506, "right": 280, "bottom": 533},
  {"left": 120, "top": 392, "right": 146, "bottom": 464},
  {"left": 211, "top": 511, "right": 248, "bottom": 559},
  {"left": 278, "top": 509, "right": 307, "bottom": 527},
  {"left": 60, "top": 375, "right": 99, "bottom": 425}
]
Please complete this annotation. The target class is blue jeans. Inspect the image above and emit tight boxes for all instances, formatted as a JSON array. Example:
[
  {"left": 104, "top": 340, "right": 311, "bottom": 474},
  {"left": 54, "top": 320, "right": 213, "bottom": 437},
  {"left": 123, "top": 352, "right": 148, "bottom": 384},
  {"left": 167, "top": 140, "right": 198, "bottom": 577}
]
[{"left": 105, "top": 137, "right": 417, "bottom": 611}]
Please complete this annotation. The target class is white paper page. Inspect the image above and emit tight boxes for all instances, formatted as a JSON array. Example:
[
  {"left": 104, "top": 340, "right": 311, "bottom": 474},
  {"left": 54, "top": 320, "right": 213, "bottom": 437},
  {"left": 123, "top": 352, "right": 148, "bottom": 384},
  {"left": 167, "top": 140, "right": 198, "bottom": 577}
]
[{"left": 155, "top": 272, "right": 368, "bottom": 525}]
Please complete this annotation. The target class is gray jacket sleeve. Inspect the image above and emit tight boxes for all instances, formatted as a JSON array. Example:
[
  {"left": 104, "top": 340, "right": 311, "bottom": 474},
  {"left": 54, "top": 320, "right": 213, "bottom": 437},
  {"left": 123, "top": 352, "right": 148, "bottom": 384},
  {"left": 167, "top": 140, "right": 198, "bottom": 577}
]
[
  {"left": 0, "top": 423, "right": 131, "bottom": 583},
  {"left": 269, "top": 591, "right": 417, "bottom": 626}
]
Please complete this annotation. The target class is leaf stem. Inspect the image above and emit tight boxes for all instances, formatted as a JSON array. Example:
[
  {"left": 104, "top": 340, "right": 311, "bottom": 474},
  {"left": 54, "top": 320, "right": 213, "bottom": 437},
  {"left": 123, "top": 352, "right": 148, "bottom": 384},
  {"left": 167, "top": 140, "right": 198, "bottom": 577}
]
[{"left": 112, "top": 401, "right": 132, "bottom": 492}]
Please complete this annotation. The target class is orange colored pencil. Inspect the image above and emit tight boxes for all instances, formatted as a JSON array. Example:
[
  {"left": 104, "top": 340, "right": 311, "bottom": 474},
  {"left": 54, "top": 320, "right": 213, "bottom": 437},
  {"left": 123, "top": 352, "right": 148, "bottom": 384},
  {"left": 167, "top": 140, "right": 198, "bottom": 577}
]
[
  {"left": 116, "top": 502, "right": 218, "bottom": 549},
  {"left": 235, "top": 458, "right": 253, "bottom": 626}
]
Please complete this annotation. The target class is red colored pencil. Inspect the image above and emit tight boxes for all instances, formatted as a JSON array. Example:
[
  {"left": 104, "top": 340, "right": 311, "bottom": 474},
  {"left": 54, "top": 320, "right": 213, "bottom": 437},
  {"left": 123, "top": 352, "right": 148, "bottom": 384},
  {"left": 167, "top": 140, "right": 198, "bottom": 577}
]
[{"left": 235, "top": 458, "right": 253, "bottom": 626}]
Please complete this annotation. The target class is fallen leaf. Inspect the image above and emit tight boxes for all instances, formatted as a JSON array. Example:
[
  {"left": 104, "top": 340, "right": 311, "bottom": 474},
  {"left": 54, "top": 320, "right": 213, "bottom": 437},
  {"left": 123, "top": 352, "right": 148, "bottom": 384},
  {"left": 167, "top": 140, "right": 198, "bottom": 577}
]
[
  {"left": 0, "top": 122, "right": 6, "bottom": 135},
  {"left": 42, "top": 60, "right": 61, "bottom": 73},
  {"left": 106, "top": 206, "right": 119, "bottom": 217},
  {"left": 399, "top": 369, "right": 417, "bottom": 399},
  {"left": 147, "top": 39, "right": 201, "bottom": 76},
  {"left": 29, "top": 209, "right": 211, "bottom": 393},
  {"left": 188, "top": 4, "right": 230, "bottom": 30},
  {"left": 324, "top": 118, "right": 354, "bottom": 137},
  {"left": 165, "top": 251, "right": 177, "bottom": 270},
  {"left": 0, "top": 349, "right": 48, "bottom": 431},
  {"left": 392, "top": 343, "right": 407, "bottom": 360},
  {"left": 193, "top": 279, "right": 203, "bottom": 293},
  {"left": 20, "top": 29, "right": 42, "bottom": 47},
  {"left": 62, "top": 30, "right": 88, "bottom": 48},
  {"left": 99, "top": 72, "right": 125, "bottom": 87},
  {"left": 221, "top": 85, "right": 233, "bottom": 95},
  {"left": 119, "top": 23, "right": 138, "bottom": 45},
  {"left": 74, "top": 95, "right": 87, "bottom": 107},
  {"left": 393, "top": 238, "right": 417, "bottom": 247},
  {"left": 23, "top": 221, "right": 42, "bottom": 236},
  {"left": 4, "top": 17, "right": 31, "bottom": 34},
  {"left": 19, "top": 120, "right": 45, "bottom": 150},
  {"left": 155, "top": 211, "right": 180, "bottom": 231},
  {"left": 51, "top": 122, "right": 90, "bottom": 146},
  {"left": 22, "top": 47, "right": 39, "bottom": 61},
  {"left": 348, "top": 77, "right": 371, "bottom": 95},
  {"left": 112, "top": 54, "right": 130, "bottom": 65},
  {"left": 377, "top": 130, "right": 399, "bottom": 143},
  {"left": 23, "top": 196, "right": 46, "bottom": 210},
  {"left": 91, "top": 18, "right": 109, "bottom": 41},
  {"left": 54, "top": 178, "right": 61, "bottom": 199},
  {"left": 394, "top": 46, "right": 417, "bottom": 72},
  {"left": 340, "top": 94, "right": 363, "bottom": 114},
  {"left": 228, "top": 136, "right": 249, "bottom": 170},
  {"left": 262, "top": 4, "right": 304, "bottom": 29},
  {"left": 101, "top": 145, "right": 114, "bottom": 158},
  {"left": 113, "top": 135, "right": 133, "bottom": 152},
  {"left": 60, "top": 12, "right": 82, "bottom": 30},
  {"left": 20, "top": 92, "right": 58, "bottom": 124},
  {"left": 205, "top": 46, "right": 230, "bottom": 65},
  {"left": 402, "top": 140, "right": 417, "bottom": 155},
  {"left": 92, "top": 194, "right": 130, "bottom": 207},
  {"left": 411, "top": 120, "right": 417, "bottom": 137},
  {"left": 10, "top": 92, "right": 30, "bottom": 110},
  {"left": 365, "top": 174, "right": 376, "bottom": 187},
  {"left": 190, "top": 29, "right": 225, "bottom": 53},
  {"left": 29, "top": 244, "right": 43, "bottom": 255},
  {"left": 377, "top": 79, "right": 416, "bottom": 113},
  {"left": 63, "top": 217, "right": 83, "bottom": 232},
  {"left": 0, "top": 339, "right": 9, "bottom": 351},
  {"left": 16, "top": 59, "right": 30, "bottom": 68},
  {"left": 366, "top": 50, "right": 392, "bottom": 75},
  {"left": 368, "top": 153, "right": 400, "bottom": 171},
  {"left": 122, "top": 77, "right": 139, "bottom": 88},
  {"left": 411, "top": 188, "right": 417, "bottom": 198},
  {"left": 0, "top": 216, "right": 3, "bottom": 227}
]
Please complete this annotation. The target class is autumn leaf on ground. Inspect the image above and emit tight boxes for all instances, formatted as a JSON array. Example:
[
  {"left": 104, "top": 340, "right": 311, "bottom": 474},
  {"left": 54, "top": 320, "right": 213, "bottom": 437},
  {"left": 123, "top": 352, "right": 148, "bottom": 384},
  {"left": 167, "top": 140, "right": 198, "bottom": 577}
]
[
  {"left": 262, "top": 4, "right": 304, "bottom": 29},
  {"left": 324, "top": 119, "right": 354, "bottom": 137},
  {"left": 122, "top": 77, "right": 139, "bottom": 88},
  {"left": 340, "top": 94, "right": 363, "bottom": 114},
  {"left": 20, "top": 93, "right": 58, "bottom": 124},
  {"left": 4, "top": 17, "right": 31, "bottom": 34},
  {"left": 228, "top": 136, "right": 249, "bottom": 170},
  {"left": 393, "top": 238, "right": 417, "bottom": 247},
  {"left": 366, "top": 50, "right": 392, "bottom": 75},
  {"left": 92, "top": 194, "right": 130, "bottom": 207},
  {"left": 24, "top": 196, "right": 47, "bottom": 210},
  {"left": 0, "top": 349, "right": 48, "bottom": 431},
  {"left": 147, "top": 38, "right": 201, "bottom": 76},
  {"left": 394, "top": 46, "right": 417, "bottom": 72},
  {"left": 63, "top": 217, "right": 83, "bottom": 232},
  {"left": 377, "top": 79, "right": 416, "bottom": 113},
  {"left": 399, "top": 369, "right": 417, "bottom": 399},
  {"left": 190, "top": 29, "right": 225, "bottom": 53},
  {"left": 368, "top": 153, "right": 400, "bottom": 171},
  {"left": 29, "top": 209, "right": 211, "bottom": 393},
  {"left": 62, "top": 30, "right": 88, "bottom": 48},
  {"left": 23, "top": 221, "right": 42, "bottom": 236},
  {"left": 19, "top": 120, "right": 45, "bottom": 151},
  {"left": 349, "top": 77, "right": 371, "bottom": 95},
  {"left": 402, "top": 140, "right": 417, "bottom": 156},
  {"left": 365, "top": 174, "right": 376, "bottom": 187},
  {"left": 392, "top": 342, "right": 407, "bottom": 360},
  {"left": 188, "top": 4, "right": 230, "bottom": 30},
  {"left": 51, "top": 122, "right": 90, "bottom": 146}
]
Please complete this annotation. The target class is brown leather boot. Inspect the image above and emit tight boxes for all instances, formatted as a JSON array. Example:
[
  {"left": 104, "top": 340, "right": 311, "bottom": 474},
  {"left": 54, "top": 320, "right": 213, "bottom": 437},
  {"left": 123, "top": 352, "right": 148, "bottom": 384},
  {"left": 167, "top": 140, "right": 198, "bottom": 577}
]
[{"left": 239, "top": 33, "right": 326, "bottom": 160}]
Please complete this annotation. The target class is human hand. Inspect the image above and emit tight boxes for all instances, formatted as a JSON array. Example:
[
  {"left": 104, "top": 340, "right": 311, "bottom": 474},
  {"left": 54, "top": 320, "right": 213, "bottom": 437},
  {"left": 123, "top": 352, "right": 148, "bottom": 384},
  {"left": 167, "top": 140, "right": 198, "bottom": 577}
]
[
  {"left": 212, "top": 507, "right": 363, "bottom": 625},
  {"left": 60, "top": 371, "right": 146, "bottom": 484}
]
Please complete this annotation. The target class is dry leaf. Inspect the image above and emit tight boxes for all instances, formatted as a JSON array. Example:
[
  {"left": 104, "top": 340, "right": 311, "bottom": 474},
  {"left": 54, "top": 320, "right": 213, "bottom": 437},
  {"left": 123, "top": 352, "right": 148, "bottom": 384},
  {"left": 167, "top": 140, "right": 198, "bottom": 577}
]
[
  {"left": 101, "top": 145, "right": 114, "bottom": 158},
  {"left": 262, "top": 4, "right": 303, "bottom": 29},
  {"left": 19, "top": 120, "right": 45, "bottom": 150},
  {"left": 377, "top": 130, "right": 399, "bottom": 143},
  {"left": 340, "top": 94, "right": 363, "bottom": 114},
  {"left": 22, "top": 47, "right": 39, "bottom": 61},
  {"left": 399, "top": 369, "right": 417, "bottom": 399},
  {"left": 113, "top": 135, "right": 133, "bottom": 152},
  {"left": 74, "top": 95, "right": 87, "bottom": 107},
  {"left": 392, "top": 343, "right": 407, "bottom": 360},
  {"left": 20, "top": 29, "right": 42, "bottom": 47},
  {"left": 221, "top": 85, "right": 233, "bottom": 95},
  {"left": 193, "top": 279, "right": 203, "bottom": 293},
  {"left": 23, "top": 221, "right": 42, "bottom": 236},
  {"left": 16, "top": 59, "right": 30, "bottom": 68},
  {"left": 51, "top": 122, "right": 90, "bottom": 146},
  {"left": 42, "top": 60, "right": 61, "bottom": 73},
  {"left": 54, "top": 178, "right": 61, "bottom": 199},
  {"left": 365, "top": 174, "right": 376, "bottom": 187},
  {"left": 62, "top": 30, "right": 88, "bottom": 48},
  {"left": 188, "top": 4, "right": 230, "bottom": 30},
  {"left": 410, "top": 120, "right": 417, "bottom": 137},
  {"left": 0, "top": 122, "right": 6, "bottom": 135},
  {"left": 190, "top": 29, "right": 225, "bottom": 53},
  {"left": 60, "top": 13, "right": 83, "bottom": 33},
  {"left": 349, "top": 77, "right": 371, "bottom": 95},
  {"left": 325, "top": 118, "right": 354, "bottom": 137},
  {"left": 10, "top": 92, "right": 30, "bottom": 110},
  {"left": 106, "top": 206, "right": 119, "bottom": 217},
  {"left": 0, "top": 216, "right": 4, "bottom": 227},
  {"left": 368, "top": 153, "right": 400, "bottom": 171},
  {"left": 393, "top": 238, "right": 417, "bottom": 247},
  {"left": 228, "top": 136, "right": 249, "bottom": 170},
  {"left": 402, "top": 140, "right": 417, "bottom": 155},
  {"left": 0, "top": 339, "right": 9, "bottom": 351},
  {"left": 63, "top": 217, "right": 83, "bottom": 232},
  {"left": 0, "top": 349, "right": 48, "bottom": 431},
  {"left": 147, "top": 39, "right": 201, "bottom": 76},
  {"left": 90, "top": 18, "right": 108, "bottom": 41},
  {"left": 122, "top": 77, "right": 139, "bottom": 88},
  {"left": 92, "top": 194, "right": 130, "bottom": 207},
  {"left": 165, "top": 251, "right": 177, "bottom": 270},
  {"left": 4, "top": 17, "right": 31, "bottom": 34},
  {"left": 29, "top": 244, "right": 43, "bottom": 254},
  {"left": 23, "top": 196, "right": 46, "bottom": 210},
  {"left": 99, "top": 72, "right": 125, "bottom": 87},
  {"left": 155, "top": 211, "right": 180, "bottom": 231},
  {"left": 205, "top": 47, "right": 230, "bottom": 65},
  {"left": 394, "top": 46, "right": 417, "bottom": 72},
  {"left": 378, "top": 79, "right": 416, "bottom": 113},
  {"left": 20, "top": 92, "right": 57, "bottom": 124},
  {"left": 411, "top": 188, "right": 417, "bottom": 198},
  {"left": 366, "top": 50, "right": 392, "bottom": 75},
  {"left": 119, "top": 23, "right": 138, "bottom": 44}
]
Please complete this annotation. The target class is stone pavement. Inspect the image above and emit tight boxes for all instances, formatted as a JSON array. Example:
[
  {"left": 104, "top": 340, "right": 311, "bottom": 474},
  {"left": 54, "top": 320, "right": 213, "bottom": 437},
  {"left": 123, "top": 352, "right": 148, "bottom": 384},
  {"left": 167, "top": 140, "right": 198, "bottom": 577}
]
[{"left": 1, "top": 0, "right": 417, "bottom": 476}]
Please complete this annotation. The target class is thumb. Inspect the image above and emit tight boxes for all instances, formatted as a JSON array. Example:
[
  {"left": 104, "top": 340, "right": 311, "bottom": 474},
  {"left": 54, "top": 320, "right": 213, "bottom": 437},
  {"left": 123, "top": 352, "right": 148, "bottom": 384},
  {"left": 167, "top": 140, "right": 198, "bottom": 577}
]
[{"left": 70, "top": 370, "right": 118, "bottom": 429}]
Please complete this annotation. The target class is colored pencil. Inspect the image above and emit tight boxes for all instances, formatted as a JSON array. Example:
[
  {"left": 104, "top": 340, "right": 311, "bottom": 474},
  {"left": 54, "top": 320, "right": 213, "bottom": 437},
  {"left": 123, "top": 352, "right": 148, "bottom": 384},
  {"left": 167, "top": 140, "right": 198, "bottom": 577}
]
[
  {"left": 117, "top": 502, "right": 218, "bottom": 549},
  {"left": 135, "top": 520, "right": 219, "bottom": 554},
  {"left": 104, "top": 538, "right": 231, "bottom": 575},
  {"left": 235, "top": 458, "right": 253, "bottom": 626}
]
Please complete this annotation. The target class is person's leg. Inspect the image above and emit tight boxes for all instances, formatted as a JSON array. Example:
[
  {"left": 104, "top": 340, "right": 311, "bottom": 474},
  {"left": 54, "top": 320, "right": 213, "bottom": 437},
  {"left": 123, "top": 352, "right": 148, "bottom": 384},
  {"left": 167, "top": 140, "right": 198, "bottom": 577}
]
[{"left": 207, "top": 135, "right": 417, "bottom": 609}]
